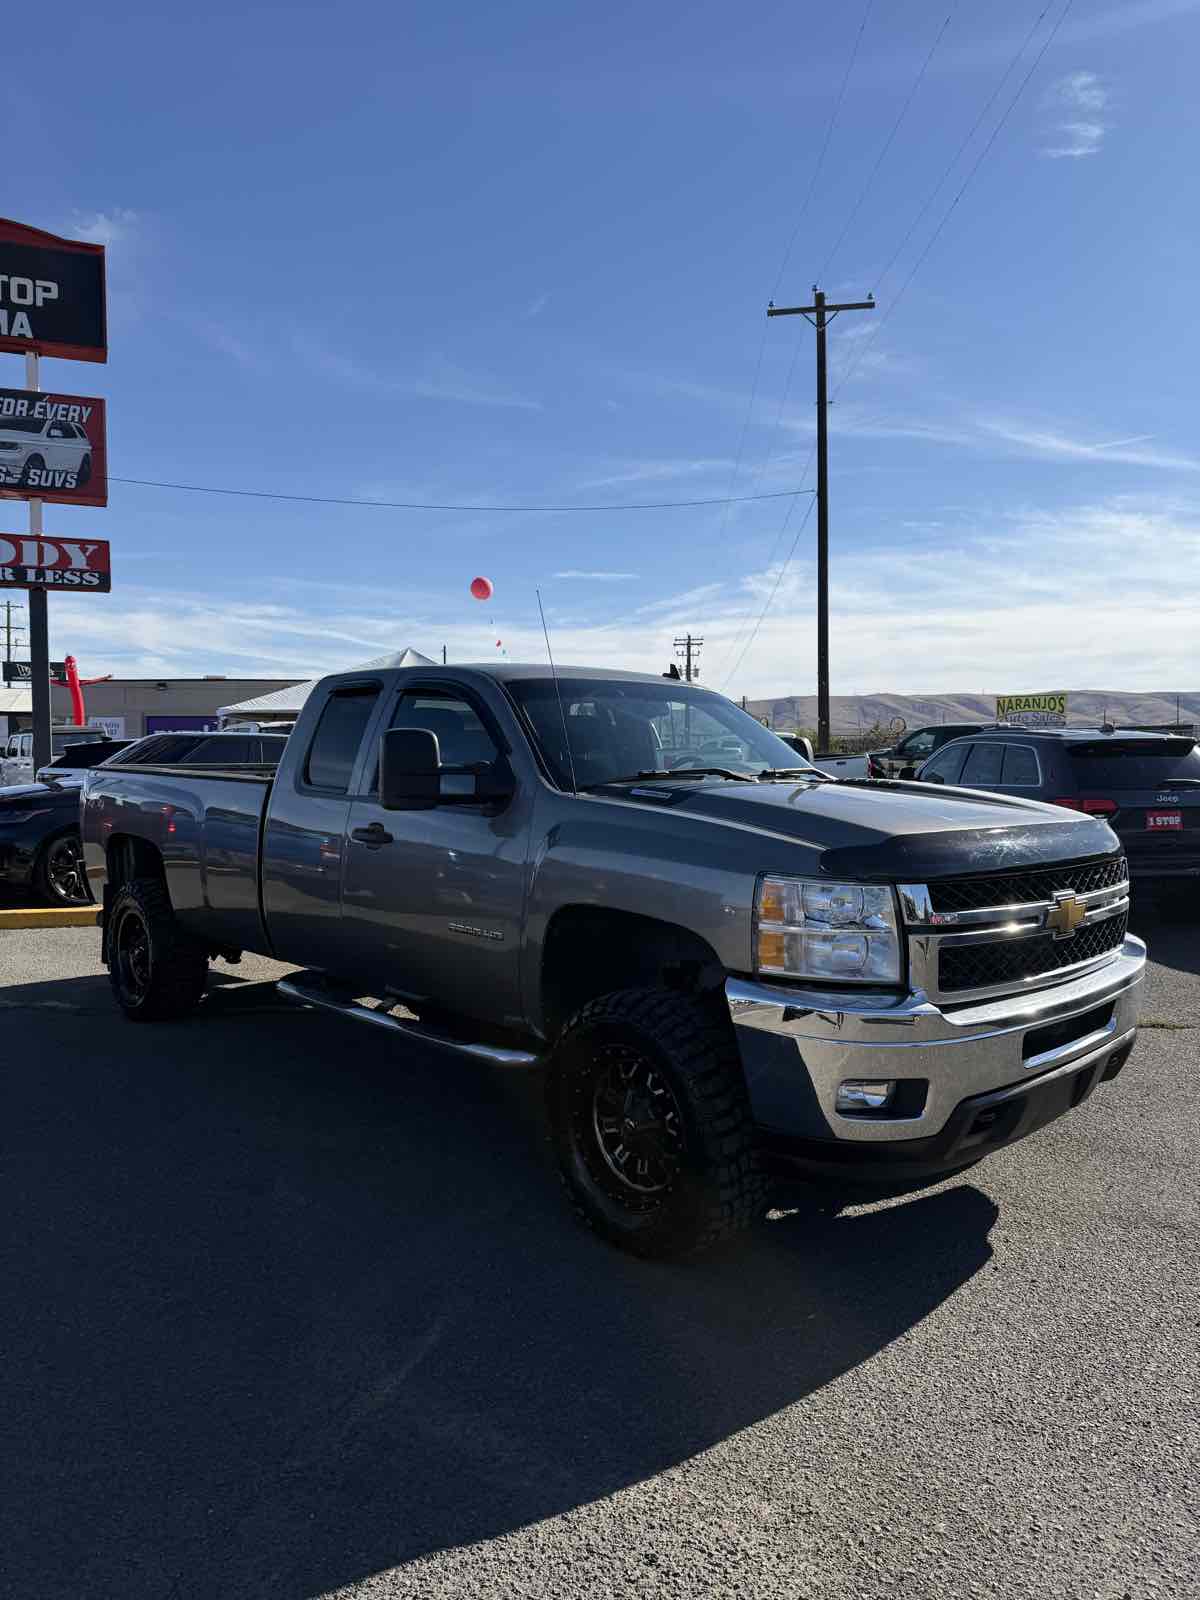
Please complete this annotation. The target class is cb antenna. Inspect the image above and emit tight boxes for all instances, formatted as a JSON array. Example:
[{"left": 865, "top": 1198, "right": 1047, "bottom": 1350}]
[{"left": 536, "top": 587, "right": 578, "bottom": 794}]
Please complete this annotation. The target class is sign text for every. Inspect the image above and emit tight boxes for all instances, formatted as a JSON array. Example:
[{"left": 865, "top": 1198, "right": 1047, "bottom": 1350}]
[{"left": 0, "top": 393, "right": 94, "bottom": 425}]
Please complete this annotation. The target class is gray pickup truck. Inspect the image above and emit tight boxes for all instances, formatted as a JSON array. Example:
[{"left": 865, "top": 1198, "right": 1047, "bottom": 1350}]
[{"left": 82, "top": 663, "right": 1146, "bottom": 1258}]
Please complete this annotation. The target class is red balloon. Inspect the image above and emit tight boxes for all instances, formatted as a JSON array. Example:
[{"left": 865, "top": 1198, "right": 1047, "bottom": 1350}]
[{"left": 470, "top": 576, "right": 493, "bottom": 601}]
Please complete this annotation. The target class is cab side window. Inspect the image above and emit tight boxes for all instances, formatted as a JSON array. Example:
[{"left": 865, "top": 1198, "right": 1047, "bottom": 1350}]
[
  {"left": 920, "top": 744, "right": 969, "bottom": 784},
  {"left": 960, "top": 742, "right": 1005, "bottom": 787},
  {"left": 901, "top": 729, "right": 937, "bottom": 760},
  {"left": 1001, "top": 744, "right": 1040, "bottom": 786},
  {"left": 303, "top": 686, "right": 381, "bottom": 792}
]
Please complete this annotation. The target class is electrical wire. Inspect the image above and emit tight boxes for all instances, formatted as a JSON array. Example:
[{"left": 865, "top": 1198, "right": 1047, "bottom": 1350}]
[
  {"left": 818, "top": 8, "right": 956, "bottom": 285},
  {"left": 719, "top": 492, "right": 818, "bottom": 690},
  {"left": 108, "top": 474, "right": 815, "bottom": 514},
  {"left": 707, "top": 0, "right": 876, "bottom": 603},
  {"left": 834, "top": 0, "right": 1076, "bottom": 403},
  {"left": 719, "top": 0, "right": 1075, "bottom": 692}
]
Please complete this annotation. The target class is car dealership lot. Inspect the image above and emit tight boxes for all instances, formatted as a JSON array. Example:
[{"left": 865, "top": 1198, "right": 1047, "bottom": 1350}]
[{"left": 2, "top": 903, "right": 1196, "bottom": 1600}]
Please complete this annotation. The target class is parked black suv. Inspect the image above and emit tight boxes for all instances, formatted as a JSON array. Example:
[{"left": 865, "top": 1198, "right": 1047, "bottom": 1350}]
[
  {"left": 867, "top": 722, "right": 988, "bottom": 779},
  {"left": 916, "top": 728, "right": 1200, "bottom": 892}
]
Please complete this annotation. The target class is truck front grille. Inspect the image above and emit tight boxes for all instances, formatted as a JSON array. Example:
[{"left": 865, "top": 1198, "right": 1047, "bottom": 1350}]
[
  {"left": 938, "top": 911, "right": 1128, "bottom": 993},
  {"left": 928, "top": 855, "right": 1127, "bottom": 914}
]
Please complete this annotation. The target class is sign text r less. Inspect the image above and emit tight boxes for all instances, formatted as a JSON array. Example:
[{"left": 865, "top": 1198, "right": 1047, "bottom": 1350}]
[{"left": 0, "top": 533, "right": 110, "bottom": 591}]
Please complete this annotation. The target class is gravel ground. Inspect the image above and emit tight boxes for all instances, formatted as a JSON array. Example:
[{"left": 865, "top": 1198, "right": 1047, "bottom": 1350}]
[{"left": 1, "top": 905, "right": 1196, "bottom": 1599}]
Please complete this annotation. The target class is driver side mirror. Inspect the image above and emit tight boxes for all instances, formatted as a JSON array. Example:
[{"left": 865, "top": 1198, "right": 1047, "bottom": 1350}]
[
  {"left": 380, "top": 728, "right": 441, "bottom": 810},
  {"left": 899, "top": 764, "right": 918, "bottom": 780}
]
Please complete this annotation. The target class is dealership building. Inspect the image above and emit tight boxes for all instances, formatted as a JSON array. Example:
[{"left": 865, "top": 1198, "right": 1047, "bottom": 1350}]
[{"left": 1, "top": 675, "right": 303, "bottom": 740}]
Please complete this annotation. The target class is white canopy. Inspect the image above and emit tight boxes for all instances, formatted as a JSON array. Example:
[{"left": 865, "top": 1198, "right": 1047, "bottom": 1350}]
[{"left": 217, "top": 647, "right": 436, "bottom": 721}]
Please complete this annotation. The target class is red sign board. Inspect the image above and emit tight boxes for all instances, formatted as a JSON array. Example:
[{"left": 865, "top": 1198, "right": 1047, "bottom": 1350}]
[
  {"left": 0, "top": 387, "right": 107, "bottom": 507},
  {"left": 0, "top": 533, "right": 111, "bottom": 592},
  {"left": 0, "top": 218, "right": 107, "bottom": 364}
]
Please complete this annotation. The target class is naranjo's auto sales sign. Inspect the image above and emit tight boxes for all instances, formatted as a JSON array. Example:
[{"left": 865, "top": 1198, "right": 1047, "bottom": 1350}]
[
  {"left": 997, "top": 692, "right": 1068, "bottom": 727},
  {"left": 0, "top": 533, "right": 111, "bottom": 592},
  {"left": 0, "top": 387, "right": 107, "bottom": 507},
  {"left": 0, "top": 217, "right": 107, "bottom": 363}
]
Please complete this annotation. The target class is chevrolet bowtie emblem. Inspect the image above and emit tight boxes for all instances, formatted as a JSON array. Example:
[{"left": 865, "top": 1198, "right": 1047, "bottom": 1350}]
[{"left": 1046, "top": 893, "right": 1086, "bottom": 938}]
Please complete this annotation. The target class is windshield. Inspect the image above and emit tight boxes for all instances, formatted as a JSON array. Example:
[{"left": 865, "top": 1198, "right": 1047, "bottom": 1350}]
[{"left": 507, "top": 677, "right": 815, "bottom": 790}]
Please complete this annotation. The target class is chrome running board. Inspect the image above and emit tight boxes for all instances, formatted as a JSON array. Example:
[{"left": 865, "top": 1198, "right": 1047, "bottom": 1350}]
[{"left": 276, "top": 974, "right": 540, "bottom": 1068}]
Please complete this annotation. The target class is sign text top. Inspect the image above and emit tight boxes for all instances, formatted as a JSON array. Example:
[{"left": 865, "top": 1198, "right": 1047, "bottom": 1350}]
[{"left": 0, "top": 218, "right": 107, "bottom": 364}]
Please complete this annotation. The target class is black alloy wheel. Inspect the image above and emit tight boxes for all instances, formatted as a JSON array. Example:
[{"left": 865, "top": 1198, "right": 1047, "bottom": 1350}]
[
  {"left": 77, "top": 453, "right": 92, "bottom": 486},
  {"left": 21, "top": 452, "right": 45, "bottom": 487},
  {"left": 588, "top": 1040, "right": 687, "bottom": 1206},
  {"left": 113, "top": 904, "right": 152, "bottom": 1010},
  {"left": 37, "top": 834, "right": 91, "bottom": 905}
]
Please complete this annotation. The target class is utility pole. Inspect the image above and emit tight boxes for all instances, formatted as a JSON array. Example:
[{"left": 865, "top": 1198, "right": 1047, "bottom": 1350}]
[
  {"left": 3, "top": 599, "right": 27, "bottom": 664},
  {"left": 673, "top": 634, "right": 703, "bottom": 682},
  {"left": 767, "top": 286, "right": 874, "bottom": 752}
]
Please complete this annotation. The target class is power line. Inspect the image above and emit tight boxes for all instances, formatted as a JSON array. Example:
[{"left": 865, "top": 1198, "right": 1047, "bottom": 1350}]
[
  {"left": 834, "top": 0, "right": 1076, "bottom": 402},
  {"left": 108, "top": 475, "right": 815, "bottom": 514},
  {"left": 717, "top": 2, "right": 1074, "bottom": 696},
  {"left": 707, "top": 0, "right": 875, "bottom": 588},
  {"left": 773, "top": 0, "right": 877, "bottom": 298},
  {"left": 720, "top": 493, "right": 818, "bottom": 690},
  {"left": 818, "top": 8, "right": 956, "bottom": 284}
]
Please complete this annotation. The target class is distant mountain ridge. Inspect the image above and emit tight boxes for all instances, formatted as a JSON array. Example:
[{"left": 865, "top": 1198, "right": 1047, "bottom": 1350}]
[{"left": 745, "top": 690, "right": 1200, "bottom": 737}]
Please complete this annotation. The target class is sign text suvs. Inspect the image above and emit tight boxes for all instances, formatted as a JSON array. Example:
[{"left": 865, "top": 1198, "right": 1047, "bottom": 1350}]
[{"left": 0, "top": 534, "right": 111, "bottom": 591}]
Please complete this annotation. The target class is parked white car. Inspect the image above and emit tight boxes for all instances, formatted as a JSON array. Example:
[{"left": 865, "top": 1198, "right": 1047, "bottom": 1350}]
[
  {"left": 0, "top": 414, "right": 93, "bottom": 491},
  {"left": 1, "top": 728, "right": 111, "bottom": 787}
]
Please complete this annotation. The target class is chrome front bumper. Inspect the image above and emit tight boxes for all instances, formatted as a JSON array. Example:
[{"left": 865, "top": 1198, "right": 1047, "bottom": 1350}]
[{"left": 727, "top": 935, "right": 1145, "bottom": 1151}]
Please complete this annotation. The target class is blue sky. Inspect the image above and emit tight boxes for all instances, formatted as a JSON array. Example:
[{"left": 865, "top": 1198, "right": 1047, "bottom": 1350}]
[{"left": 4, "top": 0, "right": 1198, "bottom": 697}]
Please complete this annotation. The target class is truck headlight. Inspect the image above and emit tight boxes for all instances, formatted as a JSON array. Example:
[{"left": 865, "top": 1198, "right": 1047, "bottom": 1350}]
[{"left": 755, "top": 876, "right": 902, "bottom": 984}]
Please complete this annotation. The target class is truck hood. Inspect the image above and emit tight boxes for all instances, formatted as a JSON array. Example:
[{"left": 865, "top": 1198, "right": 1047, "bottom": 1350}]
[{"left": 667, "top": 778, "right": 1120, "bottom": 880}]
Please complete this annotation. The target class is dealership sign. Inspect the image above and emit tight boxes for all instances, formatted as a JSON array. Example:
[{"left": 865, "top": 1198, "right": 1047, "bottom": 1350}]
[
  {"left": 0, "top": 534, "right": 110, "bottom": 592},
  {"left": 0, "top": 387, "right": 107, "bottom": 507},
  {"left": 997, "top": 692, "right": 1067, "bottom": 727},
  {"left": 0, "top": 217, "right": 107, "bottom": 364},
  {"left": 3, "top": 658, "right": 66, "bottom": 684}
]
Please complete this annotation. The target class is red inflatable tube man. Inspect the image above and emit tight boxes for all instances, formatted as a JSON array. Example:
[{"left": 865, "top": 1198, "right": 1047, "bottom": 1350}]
[{"left": 50, "top": 654, "right": 112, "bottom": 728}]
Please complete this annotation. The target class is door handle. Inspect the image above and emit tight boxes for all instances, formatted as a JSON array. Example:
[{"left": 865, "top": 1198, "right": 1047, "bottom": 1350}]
[{"left": 351, "top": 823, "right": 394, "bottom": 846}]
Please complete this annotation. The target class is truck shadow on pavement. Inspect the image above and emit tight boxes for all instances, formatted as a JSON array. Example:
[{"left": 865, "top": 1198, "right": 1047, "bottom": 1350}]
[{"left": 5, "top": 974, "right": 998, "bottom": 1600}]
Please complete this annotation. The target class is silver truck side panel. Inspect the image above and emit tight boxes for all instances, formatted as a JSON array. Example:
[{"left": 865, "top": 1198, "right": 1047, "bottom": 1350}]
[{"left": 83, "top": 768, "right": 272, "bottom": 952}]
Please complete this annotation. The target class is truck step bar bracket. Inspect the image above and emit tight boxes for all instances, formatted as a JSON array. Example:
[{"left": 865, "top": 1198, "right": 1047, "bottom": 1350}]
[{"left": 276, "top": 973, "right": 541, "bottom": 1068}]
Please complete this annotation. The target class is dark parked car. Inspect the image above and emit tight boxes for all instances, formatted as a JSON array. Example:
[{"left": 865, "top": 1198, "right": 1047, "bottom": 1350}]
[
  {"left": 0, "top": 780, "right": 91, "bottom": 904},
  {"left": 867, "top": 722, "right": 988, "bottom": 779},
  {"left": 916, "top": 728, "right": 1200, "bottom": 894}
]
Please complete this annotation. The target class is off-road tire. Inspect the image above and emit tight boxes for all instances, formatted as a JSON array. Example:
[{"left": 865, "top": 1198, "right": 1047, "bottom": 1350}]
[
  {"left": 108, "top": 877, "right": 209, "bottom": 1022},
  {"left": 546, "top": 987, "right": 765, "bottom": 1259}
]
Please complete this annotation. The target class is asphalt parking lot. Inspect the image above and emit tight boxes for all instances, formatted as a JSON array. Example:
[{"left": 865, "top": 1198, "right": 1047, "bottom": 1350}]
[{"left": 3, "top": 899, "right": 1197, "bottom": 1600}]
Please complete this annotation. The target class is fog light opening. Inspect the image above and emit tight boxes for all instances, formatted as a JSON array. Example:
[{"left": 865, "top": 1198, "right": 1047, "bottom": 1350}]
[{"left": 836, "top": 1079, "right": 896, "bottom": 1113}]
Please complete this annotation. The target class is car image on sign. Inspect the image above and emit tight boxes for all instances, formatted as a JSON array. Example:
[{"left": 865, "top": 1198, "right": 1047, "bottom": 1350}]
[{"left": 0, "top": 414, "right": 92, "bottom": 490}]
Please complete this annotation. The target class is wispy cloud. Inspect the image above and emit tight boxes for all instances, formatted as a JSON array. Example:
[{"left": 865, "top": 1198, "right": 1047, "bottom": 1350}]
[
  {"left": 553, "top": 570, "right": 639, "bottom": 581},
  {"left": 1042, "top": 70, "right": 1110, "bottom": 158},
  {"left": 68, "top": 207, "right": 139, "bottom": 245},
  {"left": 521, "top": 293, "right": 549, "bottom": 320},
  {"left": 578, "top": 458, "right": 733, "bottom": 489},
  {"left": 295, "top": 338, "right": 541, "bottom": 411}
]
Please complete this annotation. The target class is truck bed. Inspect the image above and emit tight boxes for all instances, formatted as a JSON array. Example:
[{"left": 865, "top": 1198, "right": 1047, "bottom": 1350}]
[{"left": 88, "top": 765, "right": 275, "bottom": 954}]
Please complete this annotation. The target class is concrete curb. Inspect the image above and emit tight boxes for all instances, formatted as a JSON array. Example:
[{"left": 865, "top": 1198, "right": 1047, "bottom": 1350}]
[{"left": 0, "top": 907, "right": 101, "bottom": 929}]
